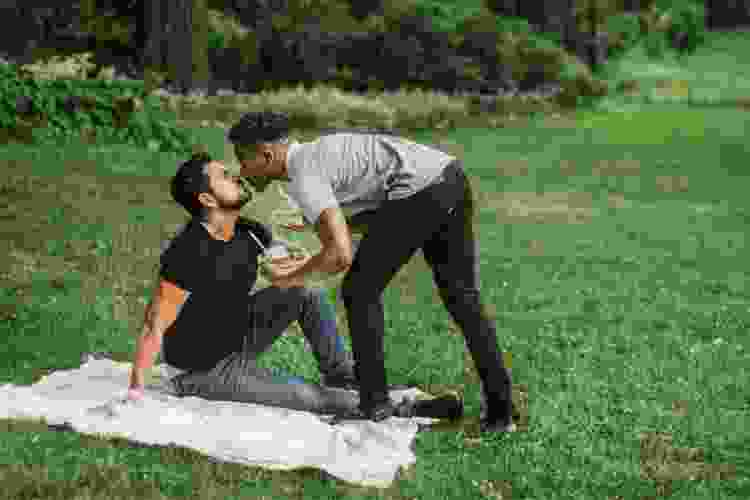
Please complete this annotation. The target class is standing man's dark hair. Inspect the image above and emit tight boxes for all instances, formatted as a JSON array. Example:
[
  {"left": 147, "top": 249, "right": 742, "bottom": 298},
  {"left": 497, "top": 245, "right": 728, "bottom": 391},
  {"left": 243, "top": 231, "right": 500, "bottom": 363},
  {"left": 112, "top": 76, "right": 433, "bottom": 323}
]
[
  {"left": 171, "top": 152, "right": 213, "bottom": 218},
  {"left": 227, "top": 111, "right": 291, "bottom": 147},
  {"left": 227, "top": 111, "right": 293, "bottom": 194}
]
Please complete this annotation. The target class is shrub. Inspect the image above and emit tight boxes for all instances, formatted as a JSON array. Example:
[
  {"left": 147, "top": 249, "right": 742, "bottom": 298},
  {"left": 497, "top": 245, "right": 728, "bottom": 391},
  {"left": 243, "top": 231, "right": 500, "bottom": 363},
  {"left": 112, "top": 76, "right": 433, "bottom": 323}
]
[
  {"left": 663, "top": 0, "right": 706, "bottom": 55},
  {"left": 208, "top": 30, "right": 227, "bottom": 50},
  {"left": 643, "top": 30, "right": 669, "bottom": 59},
  {"left": 606, "top": 12, "right": 642, "bottom": 54},
  {"left": 1, "top": 53, "right": 195, "bottom": 154},
  {"left": 207, "top": 8, "right": 251, "bottom": 44},
  {"left": 79, "top": 11, "right": 135, "bottom": 47},
  {"left": 412, "top": 1, "right": 484, "bottom": 34},
  {"left": 494, "top": 15, "right": 534, "bottom": 38},
  {"left": 634, "top": 0, "right": 707, "bottom": 59},
  {"left": 17, "top": 53, "right": 98, "bottom": 81}
]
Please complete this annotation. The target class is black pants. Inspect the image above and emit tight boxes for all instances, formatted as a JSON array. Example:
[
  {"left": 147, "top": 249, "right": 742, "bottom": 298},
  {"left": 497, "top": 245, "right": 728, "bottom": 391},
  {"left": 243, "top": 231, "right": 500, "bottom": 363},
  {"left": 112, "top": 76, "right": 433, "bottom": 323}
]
[
  {"left": 170, "top": 286, "right": 361, "bottom": 415},
  {"left": 341, "top": 160, "right": 514, "bottom": 420}
]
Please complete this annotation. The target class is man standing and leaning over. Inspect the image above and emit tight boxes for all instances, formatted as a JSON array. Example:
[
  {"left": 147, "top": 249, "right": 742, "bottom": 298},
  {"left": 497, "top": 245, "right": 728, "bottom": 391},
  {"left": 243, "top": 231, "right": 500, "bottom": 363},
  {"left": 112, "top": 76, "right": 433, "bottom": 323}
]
[{"left": 229, "top": 111, "right": 518, "bottom": 433}]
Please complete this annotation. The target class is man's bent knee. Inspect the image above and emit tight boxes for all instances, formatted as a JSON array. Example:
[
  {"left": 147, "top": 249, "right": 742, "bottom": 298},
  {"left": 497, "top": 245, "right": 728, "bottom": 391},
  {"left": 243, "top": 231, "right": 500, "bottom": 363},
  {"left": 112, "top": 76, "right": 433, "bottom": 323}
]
[{"left": 292, "top": 383, "right": 325, "bottom": 412}]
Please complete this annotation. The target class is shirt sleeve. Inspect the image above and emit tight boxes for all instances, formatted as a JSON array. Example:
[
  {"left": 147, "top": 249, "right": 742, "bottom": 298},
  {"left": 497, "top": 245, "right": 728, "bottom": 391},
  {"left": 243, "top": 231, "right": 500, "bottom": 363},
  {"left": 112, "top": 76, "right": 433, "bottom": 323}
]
[
  {"left": 159, "top": 239, "right": 197, "bottom": 292},
  {"left": 286, "top": 173, "right": 339, "bottom": 226}
]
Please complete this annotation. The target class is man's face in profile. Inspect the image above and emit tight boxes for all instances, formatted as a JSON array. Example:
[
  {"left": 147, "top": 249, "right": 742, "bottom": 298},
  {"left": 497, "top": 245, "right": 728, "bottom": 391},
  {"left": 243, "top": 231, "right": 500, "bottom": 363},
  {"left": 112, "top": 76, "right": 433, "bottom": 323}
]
[{"left": 234, "top": 144, "right": 273, "bottom": 193}]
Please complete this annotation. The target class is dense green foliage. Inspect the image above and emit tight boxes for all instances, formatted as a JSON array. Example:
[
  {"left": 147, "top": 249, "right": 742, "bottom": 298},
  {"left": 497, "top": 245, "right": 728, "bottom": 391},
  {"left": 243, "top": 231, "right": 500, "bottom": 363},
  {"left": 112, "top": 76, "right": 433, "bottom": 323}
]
[
  {"left": 0, "top": 62, "right": 197, "bottom": 155},
  {"left": 636, "top": 0, "right": 707, "bottom": 59}
]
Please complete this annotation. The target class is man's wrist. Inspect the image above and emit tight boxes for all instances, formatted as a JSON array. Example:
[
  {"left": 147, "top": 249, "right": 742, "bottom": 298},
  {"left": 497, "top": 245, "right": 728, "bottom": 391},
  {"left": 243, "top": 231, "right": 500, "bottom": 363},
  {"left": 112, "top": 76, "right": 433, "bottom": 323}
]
[
  {"left": 278, "top": 253, "right": 316, "bottom": 280},
  {"left": 129, "top": 369, "right": 144, "bottom": 389}
]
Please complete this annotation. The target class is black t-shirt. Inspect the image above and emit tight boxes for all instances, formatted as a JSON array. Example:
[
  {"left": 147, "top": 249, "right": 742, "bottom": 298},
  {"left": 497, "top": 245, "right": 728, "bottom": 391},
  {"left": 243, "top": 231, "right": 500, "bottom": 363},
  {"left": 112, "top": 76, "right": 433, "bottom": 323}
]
[{"left": 159, "top": 217, "right": 273, "bottom": 371}]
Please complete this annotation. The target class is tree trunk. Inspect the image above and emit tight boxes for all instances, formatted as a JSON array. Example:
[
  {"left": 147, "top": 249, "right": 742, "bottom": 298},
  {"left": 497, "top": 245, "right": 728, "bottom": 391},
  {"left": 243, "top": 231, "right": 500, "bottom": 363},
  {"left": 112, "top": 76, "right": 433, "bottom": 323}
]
[
  {"left": 142, "top": 0, "right": 210, "bottom": 95},
  {"left": 484, "top": 0, "right": 522, "bottom": 17},
  {"left": 130, "top": 0, "right": 148, "bottom": 68},
  {"left": 707, "top": 0, "right": 750, "bottom": 31},
  {"left": 0, "top": 4, "right": 50, "bottom": 61},
  {"left": 620, "top": 0, "right": 643, "bottom": 12}
]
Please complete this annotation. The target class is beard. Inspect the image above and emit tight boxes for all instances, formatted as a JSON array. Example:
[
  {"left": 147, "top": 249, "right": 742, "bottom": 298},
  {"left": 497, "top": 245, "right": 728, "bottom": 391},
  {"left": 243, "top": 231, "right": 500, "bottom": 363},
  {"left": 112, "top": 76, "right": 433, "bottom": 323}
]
[{"left": 217, "top": 187, "right": 252, "bottom": 211}]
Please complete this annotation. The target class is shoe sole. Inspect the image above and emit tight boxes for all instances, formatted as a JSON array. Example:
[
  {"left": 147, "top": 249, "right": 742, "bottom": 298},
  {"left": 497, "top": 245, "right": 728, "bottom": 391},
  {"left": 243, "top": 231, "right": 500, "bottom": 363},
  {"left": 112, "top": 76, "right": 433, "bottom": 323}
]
[
  {"left": 324, "top": 382, "right": 412, "bottom": 392},
  {"left": 480, "top": 421, "right": 517, "bottom": 434}
]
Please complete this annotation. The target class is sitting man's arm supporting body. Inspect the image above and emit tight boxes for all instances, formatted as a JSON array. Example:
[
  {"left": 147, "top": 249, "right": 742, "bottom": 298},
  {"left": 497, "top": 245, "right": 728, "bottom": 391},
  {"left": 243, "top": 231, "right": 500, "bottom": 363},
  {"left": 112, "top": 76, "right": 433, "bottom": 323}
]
[{"left": 129, "top": 278, "right": 188, "bottom": 390}]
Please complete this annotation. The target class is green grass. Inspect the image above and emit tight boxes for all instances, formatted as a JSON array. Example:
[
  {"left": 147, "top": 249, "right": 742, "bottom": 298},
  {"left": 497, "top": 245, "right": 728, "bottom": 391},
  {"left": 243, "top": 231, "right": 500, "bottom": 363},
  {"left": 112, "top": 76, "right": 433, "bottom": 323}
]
[
  {"left": 1, "top": 33, "right": 750, "bottom": 500},
  {"left": 596, "top": 30, "right": 750, "bottom": 110}
]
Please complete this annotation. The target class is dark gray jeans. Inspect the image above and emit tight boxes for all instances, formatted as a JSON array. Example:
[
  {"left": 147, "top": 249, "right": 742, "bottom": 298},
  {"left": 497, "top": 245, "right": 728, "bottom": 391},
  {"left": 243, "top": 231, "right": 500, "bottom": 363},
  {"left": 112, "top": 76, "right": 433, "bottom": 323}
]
[
  {"left": 170, "top": 286, "right": 362, "bottom": 416},
  {"left": 340, "top": 160, "right": 514, "bottom": 421}
]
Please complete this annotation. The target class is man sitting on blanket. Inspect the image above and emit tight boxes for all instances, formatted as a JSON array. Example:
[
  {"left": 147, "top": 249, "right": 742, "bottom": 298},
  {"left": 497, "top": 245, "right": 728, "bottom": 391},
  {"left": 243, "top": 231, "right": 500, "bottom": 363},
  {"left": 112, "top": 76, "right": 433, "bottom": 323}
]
[{"left": 125, "top": 152, "right": 463, "bottom": 422}]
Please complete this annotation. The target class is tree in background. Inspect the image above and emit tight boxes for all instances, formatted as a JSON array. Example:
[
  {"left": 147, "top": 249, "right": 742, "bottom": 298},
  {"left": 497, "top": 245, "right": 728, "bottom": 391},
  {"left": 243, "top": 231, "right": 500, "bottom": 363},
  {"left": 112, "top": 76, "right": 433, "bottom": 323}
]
[
  {"left": 706, "top": 0, "right": 750, "bottom": 30},
  {"left": 347, "top": 0, "right": 384, "bottom": 20},
  {"left": 484, "top": 0, "right": 614, "bottom": 71},
  {"left": 140, "top": 0, "right": 211, "bottom": 95}
]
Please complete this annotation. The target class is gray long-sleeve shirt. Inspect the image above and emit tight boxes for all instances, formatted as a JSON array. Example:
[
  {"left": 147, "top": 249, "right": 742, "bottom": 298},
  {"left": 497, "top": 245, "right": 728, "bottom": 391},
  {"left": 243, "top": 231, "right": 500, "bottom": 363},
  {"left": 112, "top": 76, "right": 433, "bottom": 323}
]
[{"left": 283, "top": 133, "right": 456, "bottom": 225}]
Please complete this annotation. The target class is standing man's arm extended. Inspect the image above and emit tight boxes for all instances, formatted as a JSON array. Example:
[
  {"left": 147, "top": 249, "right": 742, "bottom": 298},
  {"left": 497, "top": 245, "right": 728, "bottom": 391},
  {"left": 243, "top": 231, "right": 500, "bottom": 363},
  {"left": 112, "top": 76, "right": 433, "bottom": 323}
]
[
  {"left": 270, "top": 207, "right": 354, "bottom": 284},
  {"left": 128, "top": 278, "right": 188, "bottom": 391}
]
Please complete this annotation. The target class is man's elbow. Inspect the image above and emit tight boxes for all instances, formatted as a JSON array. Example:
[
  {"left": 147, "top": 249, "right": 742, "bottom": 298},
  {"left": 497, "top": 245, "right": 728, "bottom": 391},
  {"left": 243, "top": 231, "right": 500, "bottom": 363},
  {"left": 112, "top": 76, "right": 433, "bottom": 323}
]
[
  {"left": 338, "top": 251, "right": 353, "bottom": 271},
  {"left": 327, "top": 250, "right": 352, "bottom": 273}
]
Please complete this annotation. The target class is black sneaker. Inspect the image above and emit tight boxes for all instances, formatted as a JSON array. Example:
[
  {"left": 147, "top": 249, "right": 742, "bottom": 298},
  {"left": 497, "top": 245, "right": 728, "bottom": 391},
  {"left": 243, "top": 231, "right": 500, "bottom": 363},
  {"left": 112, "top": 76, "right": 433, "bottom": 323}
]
[
  {"left": 328, "top": 399, "right": 401, "bottom": 425},
  {"left": 480, "top": 403, "right": 520, "bottom": 434},
  {"left": 327, "top": 393, "right": 464, "bottom": 426},
  {"left": 479, "top": 417, "right": 517, "bottom": 434},
  {"left": 412, "top": 393, "right": 464, "bottom": 420}
]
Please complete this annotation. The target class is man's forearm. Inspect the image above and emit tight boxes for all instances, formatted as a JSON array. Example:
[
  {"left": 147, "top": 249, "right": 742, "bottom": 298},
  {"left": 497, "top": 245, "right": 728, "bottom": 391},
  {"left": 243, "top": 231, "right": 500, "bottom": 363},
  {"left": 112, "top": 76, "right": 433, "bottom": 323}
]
[
  {"left": 280, "top": 249, "right": 346, "bottom": 281},
  {"left": 129, "top": 324, "right": 163, "bottom": 389}
]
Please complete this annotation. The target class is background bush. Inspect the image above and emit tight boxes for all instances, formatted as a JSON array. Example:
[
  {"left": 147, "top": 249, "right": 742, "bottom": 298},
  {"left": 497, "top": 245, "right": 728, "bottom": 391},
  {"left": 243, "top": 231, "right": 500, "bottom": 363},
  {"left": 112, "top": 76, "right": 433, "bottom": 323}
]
[{"left": 0, "top": 57, "right": 197, "bottom": 155}]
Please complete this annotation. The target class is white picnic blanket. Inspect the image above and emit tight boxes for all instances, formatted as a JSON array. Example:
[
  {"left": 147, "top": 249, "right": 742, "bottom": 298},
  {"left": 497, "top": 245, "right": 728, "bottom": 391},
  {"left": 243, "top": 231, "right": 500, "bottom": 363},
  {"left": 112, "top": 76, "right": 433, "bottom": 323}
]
[{"left": 0, "top": 355, "right": 440, "bottom": 488}]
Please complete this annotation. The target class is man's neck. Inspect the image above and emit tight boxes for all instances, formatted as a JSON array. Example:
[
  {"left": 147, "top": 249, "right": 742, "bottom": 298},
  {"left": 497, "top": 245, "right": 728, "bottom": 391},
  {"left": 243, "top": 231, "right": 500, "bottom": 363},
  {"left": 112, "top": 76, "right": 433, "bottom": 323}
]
[{"left": 200, "top": 215, "right": 238, "bottom": 241}]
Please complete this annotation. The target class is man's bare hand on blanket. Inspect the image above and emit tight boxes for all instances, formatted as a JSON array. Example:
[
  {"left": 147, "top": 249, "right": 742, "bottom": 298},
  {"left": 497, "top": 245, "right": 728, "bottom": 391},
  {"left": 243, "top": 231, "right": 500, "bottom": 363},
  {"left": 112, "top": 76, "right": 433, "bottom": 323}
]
[{"left": 126, "top": 386, "right": 145, "bottom": 402}]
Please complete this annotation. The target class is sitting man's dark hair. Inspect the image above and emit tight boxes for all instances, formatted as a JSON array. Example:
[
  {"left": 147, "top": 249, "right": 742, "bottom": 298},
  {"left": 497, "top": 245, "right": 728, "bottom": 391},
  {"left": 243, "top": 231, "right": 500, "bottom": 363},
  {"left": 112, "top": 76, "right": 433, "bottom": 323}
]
[
  {"left": 227, "top": 111, "right": 291, "bottom": 146},
  {"left": 171, "top": 152, "right": 213, "bottom": 218}
]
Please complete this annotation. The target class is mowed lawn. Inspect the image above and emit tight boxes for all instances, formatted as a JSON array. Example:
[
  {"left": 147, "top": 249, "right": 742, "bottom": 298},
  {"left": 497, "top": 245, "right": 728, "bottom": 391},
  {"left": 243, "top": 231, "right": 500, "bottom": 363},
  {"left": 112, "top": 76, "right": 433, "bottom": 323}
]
[{"left": 0, "top": 103, "right": 748, "bottom": 499}]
